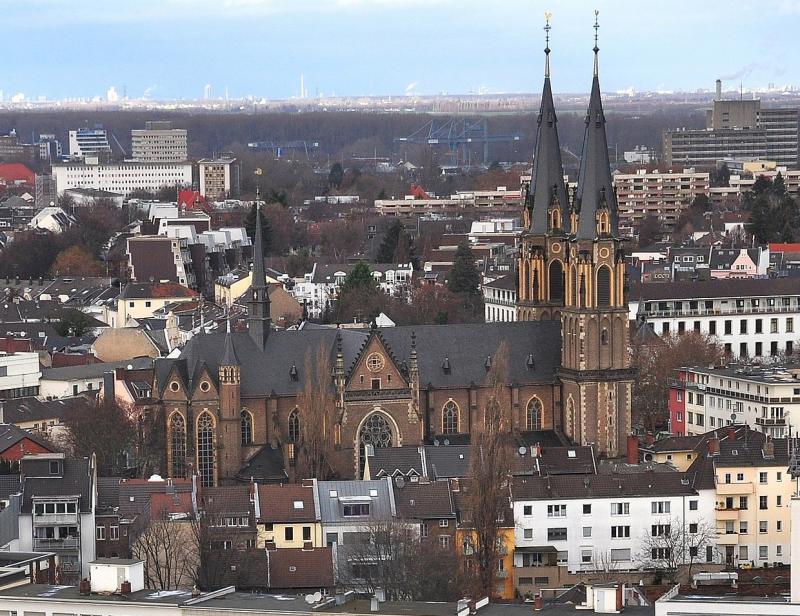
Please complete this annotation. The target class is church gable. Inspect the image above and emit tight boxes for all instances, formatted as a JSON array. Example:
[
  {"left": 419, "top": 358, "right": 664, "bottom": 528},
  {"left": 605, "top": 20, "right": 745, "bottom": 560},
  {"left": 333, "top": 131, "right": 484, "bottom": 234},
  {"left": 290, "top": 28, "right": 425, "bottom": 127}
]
[
  {"left": 191, "top": 363, "right": 219, "bottom": 400},
  {"left": 346, "top": 333, "right": 408, "bottom": 392},
  {"left": 161, "top": 362, "right": 190, "bottom": 402}
]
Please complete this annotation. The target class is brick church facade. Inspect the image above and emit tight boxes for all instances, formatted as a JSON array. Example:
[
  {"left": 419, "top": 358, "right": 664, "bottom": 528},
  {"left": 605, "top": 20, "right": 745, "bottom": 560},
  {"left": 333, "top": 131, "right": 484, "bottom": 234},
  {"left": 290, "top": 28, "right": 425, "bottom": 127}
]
[{"left": 154, "top": 40, "right": 633, "bottom": 487}]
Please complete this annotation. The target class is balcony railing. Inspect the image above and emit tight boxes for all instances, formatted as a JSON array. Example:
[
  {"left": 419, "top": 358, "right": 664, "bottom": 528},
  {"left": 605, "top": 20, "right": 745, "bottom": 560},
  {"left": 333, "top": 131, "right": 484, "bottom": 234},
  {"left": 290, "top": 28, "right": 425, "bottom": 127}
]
[
  {"left": 756, "top": 417, "right": 786, "bottom": 426},
  {"left": 34, "top": 513, "right": 79, "bottom": 526},
  {"left": 34, "top": 537, "right": 79, "bottom": 551},
  {"left": 345, "top": 388, "right": 412, "bottom": 402},
  {"left": 644, "top": 304, "right": 798, "bottom": 319},
  {"left": 717, "top": 482, "right": 754, "bottom": 495}
]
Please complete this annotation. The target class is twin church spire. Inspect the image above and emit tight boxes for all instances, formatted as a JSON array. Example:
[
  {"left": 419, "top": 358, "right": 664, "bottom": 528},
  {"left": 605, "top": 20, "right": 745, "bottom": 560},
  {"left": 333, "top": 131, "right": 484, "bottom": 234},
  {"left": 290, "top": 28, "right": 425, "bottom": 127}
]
[{"left": 527, "top": 11, "right": 617, "bottom": 240}]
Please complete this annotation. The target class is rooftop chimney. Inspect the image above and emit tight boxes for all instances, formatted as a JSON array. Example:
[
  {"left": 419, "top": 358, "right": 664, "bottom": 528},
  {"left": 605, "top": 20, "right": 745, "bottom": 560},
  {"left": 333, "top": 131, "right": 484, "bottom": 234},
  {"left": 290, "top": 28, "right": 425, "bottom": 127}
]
[
  {"left": 763, "top": 438, "right": 775, "bottom": 459},
  {"left": 645, "top": 432, "right": 655, "bottom": 446},
  {"left": 707, "top": 436, "right": 720, "bottom": 456},
  {"left": 626, "top": 434, "right": 639, "bottom": 465},
  {"left": 727, "top": 426, "right": 736, "bottom": 442},
  {"left": 715, "top": 79, "right": 722, "bottom": 101}
]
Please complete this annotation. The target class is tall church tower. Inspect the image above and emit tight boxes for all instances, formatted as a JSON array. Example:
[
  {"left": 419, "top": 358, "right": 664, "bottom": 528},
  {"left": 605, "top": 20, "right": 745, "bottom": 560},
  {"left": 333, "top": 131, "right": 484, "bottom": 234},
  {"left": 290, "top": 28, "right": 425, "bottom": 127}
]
[
  {"left": 517, "top": 17, "right": 571, "bottom": 322},
  {"left": 558, "top": 14, "right": 632, "bottom": 457}
]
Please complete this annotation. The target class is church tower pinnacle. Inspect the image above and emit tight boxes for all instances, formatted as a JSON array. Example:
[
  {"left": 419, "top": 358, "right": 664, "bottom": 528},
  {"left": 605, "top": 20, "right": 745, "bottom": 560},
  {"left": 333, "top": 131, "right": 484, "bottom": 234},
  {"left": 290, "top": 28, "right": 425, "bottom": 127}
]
[{"left": 247, "top": 203, "right": 271, "bottom": 349}]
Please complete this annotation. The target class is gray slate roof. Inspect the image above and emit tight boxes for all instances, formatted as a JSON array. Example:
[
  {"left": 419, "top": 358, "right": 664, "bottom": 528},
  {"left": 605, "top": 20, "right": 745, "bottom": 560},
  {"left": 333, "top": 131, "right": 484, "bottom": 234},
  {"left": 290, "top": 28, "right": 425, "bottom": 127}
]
[
  {"left": 512, "top": 471, "right": 696, "bottom": 501},
  {"left": 20, "top": 457, "right": 93, "bottom": 514},
  {"left": 41, "top": 357, "right": 152, "bottom": 381},
  {"left": 160, "top": 321, "right": 561, "bottom": 398},
  {"left": 316, "top": 479, "right": 394, "bottom": 524}
]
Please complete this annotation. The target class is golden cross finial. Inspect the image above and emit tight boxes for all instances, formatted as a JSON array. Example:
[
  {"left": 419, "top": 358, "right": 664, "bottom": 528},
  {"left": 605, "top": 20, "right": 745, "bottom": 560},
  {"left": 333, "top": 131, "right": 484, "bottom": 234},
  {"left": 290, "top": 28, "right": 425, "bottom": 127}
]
[
  {"left": 593, "top": 10, "right": 600, "bottom": 76},
  {"left": 544, "top": 12, "right": 553, "bottom": 77}
]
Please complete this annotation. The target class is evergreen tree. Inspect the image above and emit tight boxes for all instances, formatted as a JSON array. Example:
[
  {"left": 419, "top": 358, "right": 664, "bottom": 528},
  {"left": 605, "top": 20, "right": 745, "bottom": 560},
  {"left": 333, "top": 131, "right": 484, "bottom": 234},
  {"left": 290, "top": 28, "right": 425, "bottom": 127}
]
[
  {"left": 747, "top": 196, "right": 773, "bottom": 244},
  {"left": 447, "top": 243, "right": 481, "bottom": 297},
  {"left": 752, "top": 175, "right": 773, "bottom": 195},
  {"left": 244, "top": 203, "right": 272, "bottom": 252},
  {"left": 328, "top": 162, "right": 344, "bottom": 189},
  {"left": 336, "top": 261, "right": 386, "bottom": 323},
  {"left": 376, "top": 220, "right": 414, "bottom": 264},
  {"left": 773, "top": 171, "right": 786, "bottom": 196}
]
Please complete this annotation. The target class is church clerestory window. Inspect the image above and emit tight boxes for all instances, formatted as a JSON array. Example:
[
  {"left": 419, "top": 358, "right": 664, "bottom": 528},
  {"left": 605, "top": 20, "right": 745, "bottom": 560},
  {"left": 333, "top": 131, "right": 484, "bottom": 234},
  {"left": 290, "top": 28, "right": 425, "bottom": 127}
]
[
  {"left": 241, "top": 410, "right": 253, "bottom": 446},
  {"left": 197, "top": 412, "right": 215, "bottom": 488},
  {"left": 442, "top": 400, "right": 459, "bottom": 434},
  {"left": 169, "top": 413, "right": 186, "bottom": 479},
  {"left": 526, "top": 397, "right": 543, "bottom": 431},
  {"left": 359, "top": 413, "right": 393, "bottom": 473},
  {"left": 288, "top": 409, "right": 300, "bottom": 444}
]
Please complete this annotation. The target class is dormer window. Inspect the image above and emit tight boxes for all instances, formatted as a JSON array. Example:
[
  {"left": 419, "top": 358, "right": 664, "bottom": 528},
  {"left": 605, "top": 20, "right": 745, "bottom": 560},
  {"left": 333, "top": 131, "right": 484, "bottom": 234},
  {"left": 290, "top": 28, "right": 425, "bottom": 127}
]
[{"left": 49, "top": 460, "right": 60, "bottom": 475}]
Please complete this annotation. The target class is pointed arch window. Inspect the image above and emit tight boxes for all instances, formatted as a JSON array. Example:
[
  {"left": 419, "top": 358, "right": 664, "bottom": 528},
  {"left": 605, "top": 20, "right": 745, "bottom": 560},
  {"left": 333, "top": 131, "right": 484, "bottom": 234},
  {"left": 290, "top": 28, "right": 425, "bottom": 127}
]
[
  {"left": 597, "top": 266, "right": 612, "bottom": 307},
  {"left": 526, "top": 397, "right": 543, "bottom": 431},
  {"left": 197, "top": 412, "right": 216, "bottom": 488},
  {"left": 241, "top": 410, "right": 253, "bottom": 446},
  {"left": 169, "top": 413, "right": 186, "bottom": 478},
  {"left": 550, "top": 209, "right": 561, "bottom": 231},
  {"left": 548, "top": 261, "right": 564, "bottom": 302},
  {"left": 288, "top": 408, "right": 300, "bottom": 444},
  {"left": 359, "top": 413, "right": 393, "bottom": 474},
  {"left": 442, "top": 400, "right": 459, "bottom": 434}
]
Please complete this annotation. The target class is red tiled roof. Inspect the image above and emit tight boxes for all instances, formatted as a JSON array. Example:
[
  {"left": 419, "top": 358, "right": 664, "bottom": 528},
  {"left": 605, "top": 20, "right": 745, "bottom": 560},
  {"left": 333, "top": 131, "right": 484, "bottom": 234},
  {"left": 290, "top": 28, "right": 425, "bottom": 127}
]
[
  {"left": 0, "top": 163, "right": 35, "bottom": 185},
  {"left": 257, "top": 483, "right": 316, "bottom": 523},
  {"left": 51, "top": 353, "right": 102, "bottom": 368},
  {"left": 150, "top": 491, "right": 193, "bottom": 518}
]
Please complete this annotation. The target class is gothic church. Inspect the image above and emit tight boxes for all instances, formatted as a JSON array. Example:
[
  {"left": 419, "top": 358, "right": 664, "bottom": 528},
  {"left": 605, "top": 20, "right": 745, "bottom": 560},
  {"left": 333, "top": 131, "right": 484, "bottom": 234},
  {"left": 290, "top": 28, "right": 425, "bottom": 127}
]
[{"left": 155, "top": 27, "right": 633, "bottom": 486}]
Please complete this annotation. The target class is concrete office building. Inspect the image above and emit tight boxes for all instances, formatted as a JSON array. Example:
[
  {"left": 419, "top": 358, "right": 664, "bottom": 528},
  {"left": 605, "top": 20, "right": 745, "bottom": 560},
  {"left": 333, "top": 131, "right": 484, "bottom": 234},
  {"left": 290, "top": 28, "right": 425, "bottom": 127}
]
[
  {"left": 664, "top": 87, "right": 800, "bottom": 169},
  {"left": 613, "top": 169, "right": 710, "bottom": 236},
  {"left": 68, "top": 129, "right": 111, "bottom": 159},
  {"left": 131, "top": 121, "right": 188, "bottom": 163},
  {"left": 52, "top": 158, "right": 192, "bottom": 197}
]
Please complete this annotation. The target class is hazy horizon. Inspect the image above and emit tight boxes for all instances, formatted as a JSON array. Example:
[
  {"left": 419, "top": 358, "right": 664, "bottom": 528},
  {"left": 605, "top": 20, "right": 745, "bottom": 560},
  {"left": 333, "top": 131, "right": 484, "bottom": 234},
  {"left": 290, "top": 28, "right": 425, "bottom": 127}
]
[{"left": 2, "top": 0, "right": 799, "bottom": 101}]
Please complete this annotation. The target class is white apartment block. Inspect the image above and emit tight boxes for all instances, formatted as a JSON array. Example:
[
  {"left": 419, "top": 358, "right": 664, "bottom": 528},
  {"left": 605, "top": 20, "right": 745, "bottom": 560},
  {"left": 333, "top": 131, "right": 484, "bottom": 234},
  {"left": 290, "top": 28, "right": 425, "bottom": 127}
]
[
  {"left": 613, "top": 169, "right": 710, "bottom": 237},
  {"left": 483, "top": 274, "right": 517, "bottom": 322},
  {"left": 52, "top": 159, "right": 193, "bottom": 197},
  {"left": 374, "top": 187, "right": 522, "bottom": 216},
  {"left": 0, "top": 351, "right": 41, "bottom": 399},
  {"left": 512, "top": 473, "right": 716, "bottom": 577},
  {"left": 631, "top": 278, "right": 800, "bottom": 358},
  {"left": 131, "top": 121, "right": 188, "bottom": 162},
  {"left": 675, "top": 365, "right": 800, "bottom": 438},
  {"left": 293, "top": 263, "right": 413, "bottom": 319}
]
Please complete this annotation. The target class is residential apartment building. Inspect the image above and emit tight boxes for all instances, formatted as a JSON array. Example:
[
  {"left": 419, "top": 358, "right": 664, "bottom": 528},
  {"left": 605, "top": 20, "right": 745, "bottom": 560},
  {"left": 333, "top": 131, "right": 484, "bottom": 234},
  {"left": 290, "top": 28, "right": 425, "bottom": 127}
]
[
  {"left": 127, "top": 236, "right": 196, "bottom": 290},
  {"left": 52, "top": 159, "right": 193, "bottom": 197},
  {"left": 664, "top": 94, "right": 800, "bottom": 168},
  {"left": 292, "top": 263, "right": 413, "bottom": 319},
  {"left": 15, "top": 453, "right": 96, "bottom": 583},
  {"left": 0, "top": 351, "right": 41, "bottom": 399},
  {"left": 613, "top": 169, "right": 710, "bottom": 237},
  {"left": 483, "top": 273, "right": 517, "bottom": 322},
  {"left": 198, "top": 157, "right": 239, "bottom": 200},
  {"left": 131, "top": 121, "right": 188, "bottom": 163},
  {"left": 710, "top": 435, "right": 792, "bottom": 567},
  {"left": 630, "top": 278, "right": 800, "bottom": 358},
  {"left": 374, "top": 186, "right": 522, "bottom": 217},
  {"left": 68, "top": 128, "right": 111, "bottom": 159},
  {"left": 511, "top": 472, "right": 714, "bottom": 595},
  {"left": 256, "top": 481, "right": 323, "bottom": 549},
  {"left": 670, "top": 364, "right": 800, "bottom": 438},
  {"left": 110, "top": 282, "right": 199, "bottom": 328}
]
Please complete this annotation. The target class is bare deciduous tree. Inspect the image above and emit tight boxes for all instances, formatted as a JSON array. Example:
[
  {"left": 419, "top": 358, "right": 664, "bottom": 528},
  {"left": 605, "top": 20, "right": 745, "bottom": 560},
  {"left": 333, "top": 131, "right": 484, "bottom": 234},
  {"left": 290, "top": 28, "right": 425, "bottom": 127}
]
[
  {"left": 465, "top": 341, "right": 512, "bottom": 598},
  {"left": 131, "top": 513, "right": 199, "bottom": 590},
  {"left": 295, "top": 347, "right": 337, "bottom": 480},
  {"left": 636, "top": 518, "right": 717, "bottom": 583}
]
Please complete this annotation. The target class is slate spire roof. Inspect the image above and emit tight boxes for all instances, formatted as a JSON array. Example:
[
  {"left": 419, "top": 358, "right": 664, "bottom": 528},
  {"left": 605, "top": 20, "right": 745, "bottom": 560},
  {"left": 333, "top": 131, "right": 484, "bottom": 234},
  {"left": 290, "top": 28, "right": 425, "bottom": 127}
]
[
  {"left": 574, "top": 14, "right": 618, "bottom": 240},
  {"left": 247, "top": 204, "right": 271, "bottom": 348},
  {"left": 220, "top": 319, "right": 239, "bottom": 366},
  {"left": 528, "top": 18, "right": 569, "bottom": 235}
]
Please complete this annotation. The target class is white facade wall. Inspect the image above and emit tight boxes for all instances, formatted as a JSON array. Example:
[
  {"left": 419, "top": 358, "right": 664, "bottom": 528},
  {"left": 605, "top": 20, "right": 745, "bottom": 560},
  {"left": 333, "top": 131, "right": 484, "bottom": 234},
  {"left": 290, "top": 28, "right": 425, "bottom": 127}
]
[
  {"left": 633, "top": 295, "right": 800, "bottom": 359},
  {"left": 513, "top": 490, "right": 717, "bottom": 574},
  {"left": 0, "top": 352, "right": 42, "bottom": 398},
  {"left": 39, "top": 375, "right": 104, "bottom": 399},
  {"left": 483, "top": 286, "right": 517, "bottom": 322},
  {"left": 53, "top": 162, "right": 193, "bottom": 197}
]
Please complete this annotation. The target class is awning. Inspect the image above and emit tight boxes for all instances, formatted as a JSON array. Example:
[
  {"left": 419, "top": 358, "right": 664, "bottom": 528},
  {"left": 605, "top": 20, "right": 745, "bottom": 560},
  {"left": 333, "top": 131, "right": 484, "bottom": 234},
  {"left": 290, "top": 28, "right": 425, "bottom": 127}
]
[{"left": 515, "top": 546, "right": 558, "bottom": 554}]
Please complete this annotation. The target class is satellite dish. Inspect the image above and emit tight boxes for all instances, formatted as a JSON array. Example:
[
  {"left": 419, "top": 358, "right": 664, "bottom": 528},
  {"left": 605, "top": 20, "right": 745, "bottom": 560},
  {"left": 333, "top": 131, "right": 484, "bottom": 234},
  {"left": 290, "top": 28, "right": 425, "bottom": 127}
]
[
  {"left": 313, "top": 592, "right": 323, "bottom": 602},
  {"left": 433, "top": 439, "right": 440, "bottom": 446},
  {"left": 305, "top": 595, "right": 315, "bottom": 605},
  {"left": 730, "top": 413, "right": 737, "bottom": 422},
  {"left": 519, "top": 446, "right": 527, "bottom": 456},
  {"left": 443, "top": 439, "right": 450, "bottom": 446}
]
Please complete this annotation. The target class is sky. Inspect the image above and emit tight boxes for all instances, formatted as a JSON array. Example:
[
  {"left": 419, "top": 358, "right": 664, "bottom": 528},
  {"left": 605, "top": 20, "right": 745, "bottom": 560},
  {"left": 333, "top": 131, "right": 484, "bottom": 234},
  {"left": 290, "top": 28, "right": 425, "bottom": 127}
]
[{"left": 1, "top": 0, "right": 799, "bottom": 100}]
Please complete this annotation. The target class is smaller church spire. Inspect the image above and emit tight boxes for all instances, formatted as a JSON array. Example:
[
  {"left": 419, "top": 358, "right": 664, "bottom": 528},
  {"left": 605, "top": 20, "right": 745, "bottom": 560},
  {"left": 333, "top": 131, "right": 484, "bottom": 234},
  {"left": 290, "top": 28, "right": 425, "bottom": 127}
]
[
  {"left": 247, "top": 204, "right": 271, "bottom": 349},
  {"left": 220, "top": 318, "right": 239, "bottom": 367}
]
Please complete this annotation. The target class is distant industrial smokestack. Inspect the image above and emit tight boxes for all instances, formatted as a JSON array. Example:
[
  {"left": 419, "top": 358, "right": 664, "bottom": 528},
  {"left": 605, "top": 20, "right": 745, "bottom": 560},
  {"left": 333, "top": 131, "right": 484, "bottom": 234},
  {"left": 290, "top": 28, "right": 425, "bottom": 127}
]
[{"left": 715, "top": 79, "right": 722, "bottom": 101}]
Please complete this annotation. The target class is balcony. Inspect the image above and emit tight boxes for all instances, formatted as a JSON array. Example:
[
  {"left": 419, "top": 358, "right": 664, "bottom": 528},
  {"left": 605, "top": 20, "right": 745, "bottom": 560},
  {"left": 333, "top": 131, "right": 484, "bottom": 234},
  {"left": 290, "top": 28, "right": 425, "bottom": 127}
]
[
  {"left": 715, "top": 508, "right": 740, "bottom": 521},
  {"left": 34, "top": 537, "right": 79, "bottom": 551},
  {"left": 497, "top": 570, "right": 509, "bottom": 579},
  {"left": 715, "top": 533, "right": 740, "bottom": 546},
  {"left": 34, "top": 513, "right": 79, "bottom": 526},
  {"left": 756, "top": 417, "right": 786, "bottom": 426},
  {"left": 717, "top": 482, "right": 754, "bottom": 495}
]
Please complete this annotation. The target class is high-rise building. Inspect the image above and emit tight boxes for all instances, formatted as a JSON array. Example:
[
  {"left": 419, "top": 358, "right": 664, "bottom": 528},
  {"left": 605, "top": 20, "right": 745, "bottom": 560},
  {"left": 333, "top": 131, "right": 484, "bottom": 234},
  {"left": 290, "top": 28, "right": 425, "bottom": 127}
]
[
  {"left": 198, "top": 156, "right": 239, "bottom": 200},
  {"left": 664, "top": 85, "right": 800, "bottom": 169},
  {"left": 68, "top": 128, "right": 111, "bottom": 159},
  {"left": 130, "top": 121, "right": 188, "bottom": 163}
]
